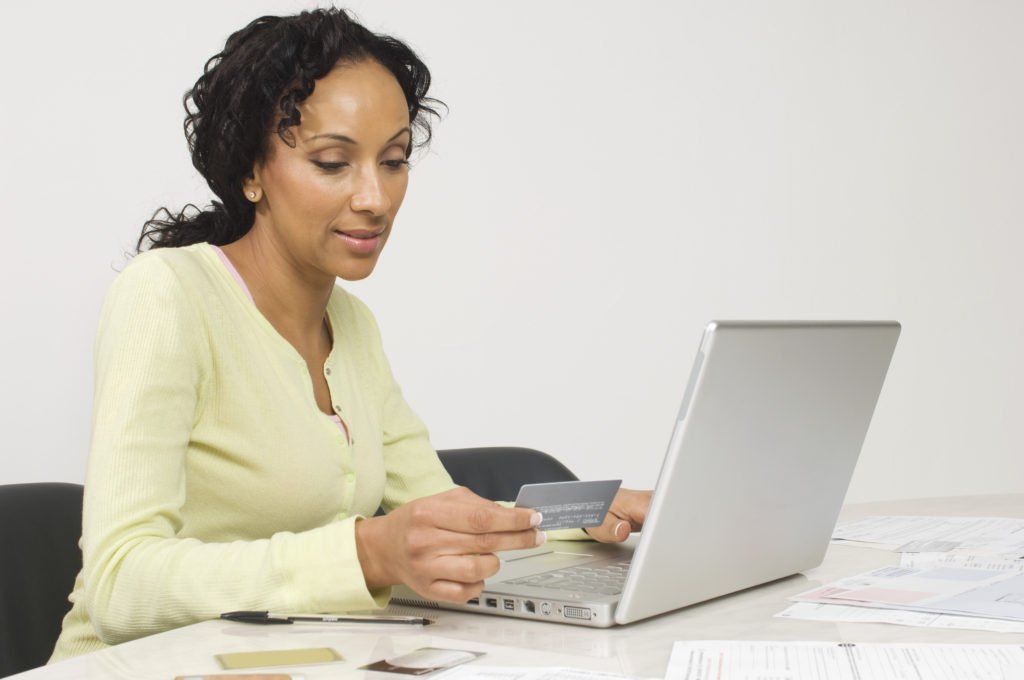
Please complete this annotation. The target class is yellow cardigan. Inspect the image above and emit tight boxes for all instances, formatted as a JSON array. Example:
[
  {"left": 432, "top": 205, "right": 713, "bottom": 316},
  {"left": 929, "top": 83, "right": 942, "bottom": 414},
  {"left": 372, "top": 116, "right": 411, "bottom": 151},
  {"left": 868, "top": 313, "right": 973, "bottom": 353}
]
[{"left": 51, "top": 243, "right": 455, "bottom": 661}]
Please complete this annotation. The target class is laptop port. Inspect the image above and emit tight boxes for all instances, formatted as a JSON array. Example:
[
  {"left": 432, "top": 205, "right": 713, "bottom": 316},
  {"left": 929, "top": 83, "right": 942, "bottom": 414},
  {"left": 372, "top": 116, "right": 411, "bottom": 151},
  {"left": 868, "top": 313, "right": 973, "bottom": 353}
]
[
  {"left": 540, "top": 602, "right": 552, "bottom": 615},
  {"left": 502, "top": 598, "right": 515, "bottom": 611},
  {"left": 522, "top": 600, "right": 536, "bottom": 614},
  {"left": 485, "top": 598, "right": 498, "bottom": 608},
  {"left": 467, "top": 597, "right": 479, "bottom": 606}
]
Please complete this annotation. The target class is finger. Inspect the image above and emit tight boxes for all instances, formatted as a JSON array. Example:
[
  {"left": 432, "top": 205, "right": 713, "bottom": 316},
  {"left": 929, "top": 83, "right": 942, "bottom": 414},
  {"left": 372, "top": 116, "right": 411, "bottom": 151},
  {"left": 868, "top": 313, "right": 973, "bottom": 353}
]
[
  {"left": 415, "top": 497, "right": 541, "bottom": 534},
  {"left": 611, "top": 505, "right": 645, "bottom": 531},
  {"left": 434, "top": 526, "right": 546, "bottom": 555},
  {"left": 427, "top": 552, "right": 502, "bottom": 584},
  {"left": 609, "top": 489, "right": 650, "bottom": 529},
  {"left": 584, "top": 510, "right": 631, "bottom": 543},
  {"left": 425, "top": 578, "right": 486, "bottom": 604}
]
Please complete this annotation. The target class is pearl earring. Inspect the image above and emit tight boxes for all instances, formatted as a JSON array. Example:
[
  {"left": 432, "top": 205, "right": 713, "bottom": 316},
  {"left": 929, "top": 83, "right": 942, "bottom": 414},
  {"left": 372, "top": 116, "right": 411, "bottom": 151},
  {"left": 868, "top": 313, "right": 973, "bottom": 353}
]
[{"left": 248, "top": 191, "right": 257, "bottom": 200}]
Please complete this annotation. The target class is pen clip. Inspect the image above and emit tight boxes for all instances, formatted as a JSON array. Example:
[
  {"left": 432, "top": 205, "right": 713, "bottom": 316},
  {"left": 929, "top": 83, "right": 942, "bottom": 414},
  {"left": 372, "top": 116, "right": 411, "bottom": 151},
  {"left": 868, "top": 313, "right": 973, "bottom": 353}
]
[{"left": 220, "top": 610, "right": 293, "bottom": 625}]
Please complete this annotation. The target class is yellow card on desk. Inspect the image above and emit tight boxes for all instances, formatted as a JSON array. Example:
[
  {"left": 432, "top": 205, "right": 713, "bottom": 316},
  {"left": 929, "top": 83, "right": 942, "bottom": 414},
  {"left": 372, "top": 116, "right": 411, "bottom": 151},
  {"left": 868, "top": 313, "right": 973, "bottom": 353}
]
[{"left": 216, "top": 647, "right": 343, "bottom": 670}]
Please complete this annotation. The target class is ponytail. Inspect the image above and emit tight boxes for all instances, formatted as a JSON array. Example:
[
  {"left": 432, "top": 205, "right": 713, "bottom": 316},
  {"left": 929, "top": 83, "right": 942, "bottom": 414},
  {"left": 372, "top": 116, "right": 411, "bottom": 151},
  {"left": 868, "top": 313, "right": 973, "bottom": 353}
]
[{"left": 136, "top": 200, "right": 253, "bottom": 251}]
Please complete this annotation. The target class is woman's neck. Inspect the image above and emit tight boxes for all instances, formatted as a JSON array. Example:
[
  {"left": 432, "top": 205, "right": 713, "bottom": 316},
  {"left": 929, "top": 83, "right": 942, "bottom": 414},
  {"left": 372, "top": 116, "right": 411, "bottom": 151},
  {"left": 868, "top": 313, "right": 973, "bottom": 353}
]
[{"left": 220, "top": 229, "right": 334, "bottom": 356}]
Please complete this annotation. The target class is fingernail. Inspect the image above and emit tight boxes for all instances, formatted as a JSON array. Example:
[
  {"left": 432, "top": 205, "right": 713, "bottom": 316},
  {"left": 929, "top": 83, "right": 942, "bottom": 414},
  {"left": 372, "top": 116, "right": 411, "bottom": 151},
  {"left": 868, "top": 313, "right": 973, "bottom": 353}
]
[
  {"left": 535, "top": 530, "right": 547, "bottom": 546},
  {"left": 530, "top": 512, "right": 543, "bottom": 527},
  {"left": 615, "top": 521, "right": 629, "bottom": 539}
]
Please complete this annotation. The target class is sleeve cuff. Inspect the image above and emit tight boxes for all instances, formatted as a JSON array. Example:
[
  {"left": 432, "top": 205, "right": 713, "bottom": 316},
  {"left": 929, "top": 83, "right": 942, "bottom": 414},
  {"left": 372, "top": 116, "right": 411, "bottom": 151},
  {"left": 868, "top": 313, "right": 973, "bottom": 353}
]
[{"left": 277, "top": 516, "right": 390, "bottom": 612}]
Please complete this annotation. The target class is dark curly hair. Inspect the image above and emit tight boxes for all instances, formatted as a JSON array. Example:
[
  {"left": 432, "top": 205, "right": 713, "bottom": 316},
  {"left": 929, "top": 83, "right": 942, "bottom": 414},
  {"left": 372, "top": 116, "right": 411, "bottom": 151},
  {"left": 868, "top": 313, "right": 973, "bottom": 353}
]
[{"left": 137, "top": 7, "right": 443, "bottom": 252}]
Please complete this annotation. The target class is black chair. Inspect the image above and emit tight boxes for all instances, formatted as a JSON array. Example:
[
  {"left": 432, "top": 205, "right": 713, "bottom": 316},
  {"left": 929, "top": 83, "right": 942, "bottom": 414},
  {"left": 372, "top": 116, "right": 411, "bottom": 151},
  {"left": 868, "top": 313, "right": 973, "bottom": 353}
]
[
  {"left": 0, "top": 482, "right": 84, "bottom": 678},
  {"left": 437, "top": 446, "right": 578, "bottom": 501},
  {"left": 0, "top": 448, "right": 574, "bottom": 676}
]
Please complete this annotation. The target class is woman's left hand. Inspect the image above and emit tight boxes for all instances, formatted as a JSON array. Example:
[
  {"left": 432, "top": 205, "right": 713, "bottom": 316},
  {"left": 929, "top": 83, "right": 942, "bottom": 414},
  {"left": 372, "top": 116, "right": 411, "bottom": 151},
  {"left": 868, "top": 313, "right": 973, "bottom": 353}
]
[{"left": 583, "top": 488, "right": 652, "bottom": 543}]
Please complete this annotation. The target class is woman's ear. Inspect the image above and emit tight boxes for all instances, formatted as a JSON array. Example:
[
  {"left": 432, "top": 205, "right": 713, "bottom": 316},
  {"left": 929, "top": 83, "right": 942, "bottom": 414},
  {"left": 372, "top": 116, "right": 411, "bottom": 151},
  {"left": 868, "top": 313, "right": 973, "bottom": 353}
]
[
  {"left": 242, "top": 158, "right": 267, "bottom": 203},
  {"left": 242, "top": 172, "right": 263, "bottom": 203}
]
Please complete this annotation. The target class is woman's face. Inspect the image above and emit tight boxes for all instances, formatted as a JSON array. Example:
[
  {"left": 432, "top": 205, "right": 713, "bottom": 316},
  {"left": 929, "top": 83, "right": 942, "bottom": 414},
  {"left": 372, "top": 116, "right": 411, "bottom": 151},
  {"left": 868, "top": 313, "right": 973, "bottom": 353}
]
[{"left": 247, "top": 59, "right": 412, "bottom": 282}]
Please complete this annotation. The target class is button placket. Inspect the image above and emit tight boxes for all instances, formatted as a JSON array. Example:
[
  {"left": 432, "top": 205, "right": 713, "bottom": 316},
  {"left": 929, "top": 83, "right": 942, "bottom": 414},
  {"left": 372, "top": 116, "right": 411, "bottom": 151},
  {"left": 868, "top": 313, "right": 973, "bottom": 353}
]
[
  {"left": 324, "top": 363, "right": 354, "bottom": 446},
  {"left": 332, "top": 404, "right": 355, "bottom": 446}
]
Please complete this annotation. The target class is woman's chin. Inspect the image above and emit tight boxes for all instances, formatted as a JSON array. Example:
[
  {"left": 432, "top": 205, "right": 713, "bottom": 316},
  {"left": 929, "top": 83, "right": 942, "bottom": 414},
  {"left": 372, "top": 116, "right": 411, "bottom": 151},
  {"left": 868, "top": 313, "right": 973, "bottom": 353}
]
[{"left": 334, "top": 258, "right": 380, "bottom": 282}]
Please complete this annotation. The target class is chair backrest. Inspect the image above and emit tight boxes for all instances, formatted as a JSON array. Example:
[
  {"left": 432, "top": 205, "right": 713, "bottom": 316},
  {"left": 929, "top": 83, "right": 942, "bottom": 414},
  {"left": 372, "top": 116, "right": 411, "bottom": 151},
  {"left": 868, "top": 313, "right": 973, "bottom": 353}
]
[
  {"left": 437, "top": 447, "right": 578, "bottom": 501},
  {"left": 0, "top": 483, "right": 83, "bottom": 678}
]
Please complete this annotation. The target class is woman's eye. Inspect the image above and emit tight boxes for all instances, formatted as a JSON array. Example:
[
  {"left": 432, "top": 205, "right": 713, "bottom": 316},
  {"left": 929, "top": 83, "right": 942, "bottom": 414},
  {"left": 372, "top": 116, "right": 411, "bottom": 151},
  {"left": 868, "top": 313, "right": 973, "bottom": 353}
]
[
  {"left": 382, "top": 159, "right": 410, "bottom": 170},
  {"left": 311, "top": 160, "right": 348, "bottom": 171}
]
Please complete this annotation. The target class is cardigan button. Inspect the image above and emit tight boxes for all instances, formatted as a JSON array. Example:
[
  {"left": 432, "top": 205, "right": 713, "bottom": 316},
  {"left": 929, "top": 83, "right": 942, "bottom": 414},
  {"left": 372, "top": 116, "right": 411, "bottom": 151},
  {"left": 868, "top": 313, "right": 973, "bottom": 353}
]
[{"left": 325, "top": 367, "right": 332, "bottom": 375}]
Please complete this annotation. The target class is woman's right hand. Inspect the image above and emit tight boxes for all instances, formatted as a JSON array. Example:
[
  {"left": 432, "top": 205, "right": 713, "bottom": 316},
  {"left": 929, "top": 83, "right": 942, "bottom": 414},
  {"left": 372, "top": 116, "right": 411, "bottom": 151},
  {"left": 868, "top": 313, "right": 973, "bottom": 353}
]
[{"left": 354, "top": 486, "right": 544, "bottom": 603}]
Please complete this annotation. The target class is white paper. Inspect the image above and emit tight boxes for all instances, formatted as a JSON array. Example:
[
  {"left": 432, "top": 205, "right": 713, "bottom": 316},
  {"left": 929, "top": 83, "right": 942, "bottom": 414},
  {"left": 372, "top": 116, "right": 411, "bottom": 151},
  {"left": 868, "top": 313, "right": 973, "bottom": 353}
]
[
  {"left": 933, "top": 573, "right": 1024, "bottom": 621},
  {"left": 901, "top": 553, "right": 1024, "bottom": 573},
  {"left": 776, "top": 602, "right": 1024, "bottom": 633},
  {"left": 666, "top": 640, "right": 1024, "bottom": 680},
  {"left": 832, "top": 516, "right": 1024, "bottom": 556},
  {"left": 437, "top": 666, "right": 646, "bottom": 680},
  {"left": 794, "top": 564, "right": 1013, "bottom": 607},
  {"left": 793, "top": 565, "right": 1024, "bottom": 622}
]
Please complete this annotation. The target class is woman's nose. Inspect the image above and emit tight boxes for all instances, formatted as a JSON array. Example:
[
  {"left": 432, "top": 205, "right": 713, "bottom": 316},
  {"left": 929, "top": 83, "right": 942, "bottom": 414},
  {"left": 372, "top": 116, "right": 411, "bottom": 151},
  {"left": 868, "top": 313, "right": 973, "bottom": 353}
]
[{"left": 350, "top": 168, "right": 391, "bottom": 215}]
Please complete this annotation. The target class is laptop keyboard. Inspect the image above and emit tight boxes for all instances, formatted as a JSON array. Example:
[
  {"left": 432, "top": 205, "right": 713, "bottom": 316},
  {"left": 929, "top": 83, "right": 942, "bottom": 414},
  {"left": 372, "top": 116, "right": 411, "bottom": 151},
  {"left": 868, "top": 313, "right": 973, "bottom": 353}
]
[{"left": 503, "top": 560, "right": 632, "bottom": 595}]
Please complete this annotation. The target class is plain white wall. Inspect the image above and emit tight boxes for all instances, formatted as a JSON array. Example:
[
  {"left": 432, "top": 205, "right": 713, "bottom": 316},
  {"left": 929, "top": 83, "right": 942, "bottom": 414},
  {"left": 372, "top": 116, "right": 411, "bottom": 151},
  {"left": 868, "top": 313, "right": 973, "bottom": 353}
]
[{"left": 1, "top": 1, "right": 1021, "bottom": 503}]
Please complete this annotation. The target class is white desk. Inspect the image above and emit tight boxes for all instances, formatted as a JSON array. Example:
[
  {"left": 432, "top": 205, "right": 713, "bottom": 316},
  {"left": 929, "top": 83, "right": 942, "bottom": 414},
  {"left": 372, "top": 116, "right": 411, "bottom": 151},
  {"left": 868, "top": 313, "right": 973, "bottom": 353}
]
[{"left": 19, "top": 494, "right": 1024, "bottom": 680}]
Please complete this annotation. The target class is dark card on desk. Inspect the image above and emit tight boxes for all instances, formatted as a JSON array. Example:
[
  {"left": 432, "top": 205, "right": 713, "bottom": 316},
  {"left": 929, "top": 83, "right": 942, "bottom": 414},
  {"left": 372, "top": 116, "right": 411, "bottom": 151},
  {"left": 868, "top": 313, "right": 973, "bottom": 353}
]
[{"left": 514, "top": 480, "right": 621, "bottom": 530}]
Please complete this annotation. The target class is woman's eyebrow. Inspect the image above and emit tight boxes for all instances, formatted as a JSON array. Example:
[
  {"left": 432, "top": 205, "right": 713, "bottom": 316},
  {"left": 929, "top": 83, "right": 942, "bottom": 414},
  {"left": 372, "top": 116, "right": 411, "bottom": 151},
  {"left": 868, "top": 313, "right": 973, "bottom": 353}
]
[
  {"left": 305, "top": 127, "right": 412, "bottom": 145},
  {"left": 307, "top": 132, "right": 358, "bottom": 144},
  {"left": 387, "top": 127, "right": 412, "bottom": 143}
]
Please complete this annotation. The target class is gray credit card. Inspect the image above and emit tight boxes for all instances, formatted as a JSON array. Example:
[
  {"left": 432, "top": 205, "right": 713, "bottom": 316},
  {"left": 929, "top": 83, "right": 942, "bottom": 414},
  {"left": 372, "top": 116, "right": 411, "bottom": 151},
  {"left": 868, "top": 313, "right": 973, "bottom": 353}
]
[{"left": 514, "top": 480, "right": 622, "bottom": 531}]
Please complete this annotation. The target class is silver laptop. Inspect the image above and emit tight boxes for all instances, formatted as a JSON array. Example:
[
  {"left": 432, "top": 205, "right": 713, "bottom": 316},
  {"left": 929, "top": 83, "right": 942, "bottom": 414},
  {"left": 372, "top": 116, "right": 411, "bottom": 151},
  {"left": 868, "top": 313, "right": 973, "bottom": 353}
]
[{"left": 392, "top": 321, "right": 901, "bottom": 627}]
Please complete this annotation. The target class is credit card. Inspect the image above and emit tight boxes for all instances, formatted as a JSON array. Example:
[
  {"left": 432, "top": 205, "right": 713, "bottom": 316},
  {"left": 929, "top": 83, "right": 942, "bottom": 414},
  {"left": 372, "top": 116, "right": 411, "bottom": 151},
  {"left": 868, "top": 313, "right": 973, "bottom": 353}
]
[
  {"left": 360, "top": 647, "right": 484, "bottom": 675},
  {"left": 514, "top": 479, "right": 621, "bottom": 530},
  {"left": 216, "top": 648, "right": 342, "bottom": 670}
]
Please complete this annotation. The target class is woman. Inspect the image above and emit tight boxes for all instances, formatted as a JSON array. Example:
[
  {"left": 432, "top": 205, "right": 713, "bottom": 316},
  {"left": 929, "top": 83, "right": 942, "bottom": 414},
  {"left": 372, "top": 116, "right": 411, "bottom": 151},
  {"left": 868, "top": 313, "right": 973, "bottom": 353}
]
[{"left": 51, "top": 7, "right": 648, "bottom": 662}]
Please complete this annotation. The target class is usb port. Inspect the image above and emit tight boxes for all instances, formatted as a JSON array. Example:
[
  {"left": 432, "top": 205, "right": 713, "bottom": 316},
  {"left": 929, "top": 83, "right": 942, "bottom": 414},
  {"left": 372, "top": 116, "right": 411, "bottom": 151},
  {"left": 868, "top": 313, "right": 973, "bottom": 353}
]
[
  {"left": 485, "top": 598, "right": 498, "bottom": 608},
  {"left": 467, "top": 597, "right": 479, "bottom": 606},
  {"left": 503, "top": 598, "right": 515, "bottom": 611}
]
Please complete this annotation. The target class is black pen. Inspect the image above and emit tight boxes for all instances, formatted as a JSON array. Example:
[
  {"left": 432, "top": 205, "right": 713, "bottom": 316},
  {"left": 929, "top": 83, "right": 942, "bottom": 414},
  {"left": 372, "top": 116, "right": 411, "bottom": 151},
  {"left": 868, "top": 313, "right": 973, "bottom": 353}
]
[{"left": 220, "top": 610, "right": 433, "bottom": 625}]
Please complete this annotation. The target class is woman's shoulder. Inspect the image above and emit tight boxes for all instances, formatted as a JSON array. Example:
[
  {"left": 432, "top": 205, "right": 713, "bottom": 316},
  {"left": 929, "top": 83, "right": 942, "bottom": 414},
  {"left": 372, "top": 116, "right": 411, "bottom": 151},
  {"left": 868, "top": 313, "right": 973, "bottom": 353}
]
[
  {"left": 119, "top": 243, "right": 213, "bottom": 278},
  {"left": 97, "top": 245, "right": 230, "bottom": 333},
  {"left": 96, "top": 245, "right": 217, "bottom": 355},
  {"left": 111, "top": 244, "right": 221, "bottom": 297}
]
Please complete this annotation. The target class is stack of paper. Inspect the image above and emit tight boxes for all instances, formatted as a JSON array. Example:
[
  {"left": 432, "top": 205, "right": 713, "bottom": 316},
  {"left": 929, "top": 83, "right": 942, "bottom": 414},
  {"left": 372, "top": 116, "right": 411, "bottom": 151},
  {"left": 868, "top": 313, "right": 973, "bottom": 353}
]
[
  {"left": 777, "top": 516, "right": 1024, "bottom": 631},
  {"left": 832, "top": 516, "right": 1024, "bottom": 557},
  {"left": 791, "top": 563, "right": 1024, "bottom": 619},
  {"left": 777, "top": 601, "right": 1024, "bottom": 633},
  {"left": 666, "top": 641, "right": 1024, "bottom": 680},
  {"left": 438, "top": 667, "right": 648, "bottom": 680}
]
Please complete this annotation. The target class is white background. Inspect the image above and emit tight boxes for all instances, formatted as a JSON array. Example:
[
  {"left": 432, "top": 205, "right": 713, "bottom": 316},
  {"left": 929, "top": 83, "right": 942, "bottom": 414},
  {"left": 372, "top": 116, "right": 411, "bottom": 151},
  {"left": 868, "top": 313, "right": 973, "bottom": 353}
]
[{"left": 1, "top": 1, "right": 1021, "bottom": 503}]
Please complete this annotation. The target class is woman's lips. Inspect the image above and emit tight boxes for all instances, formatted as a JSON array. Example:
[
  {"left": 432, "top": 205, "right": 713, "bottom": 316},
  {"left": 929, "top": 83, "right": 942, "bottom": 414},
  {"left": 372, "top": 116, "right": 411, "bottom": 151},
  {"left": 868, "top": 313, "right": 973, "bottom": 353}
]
[{"left": 334, "top": 229, "right": 383, "bottom": 255}]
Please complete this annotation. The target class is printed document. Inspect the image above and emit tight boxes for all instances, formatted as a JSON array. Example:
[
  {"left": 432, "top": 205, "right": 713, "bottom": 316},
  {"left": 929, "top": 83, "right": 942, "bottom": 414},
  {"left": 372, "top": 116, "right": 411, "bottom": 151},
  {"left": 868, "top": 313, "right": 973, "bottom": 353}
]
[
  {"left": 793, "top": 565, "right": 1024, "bottom": 622},
  {"left": 776, "top": 602, "right": 1024, "bottom": 633},
  {"left": 665, "top": 641, "right": 1024, "bottom": 680},
  {"left": 832, "top": 516, "right": 1024, "bottom": 556},
  {"left": 438, "top": 666, "right": 646, "bottom": 680},
  {"left": 900, "top": 553, "right": 1024, "bottom": 573}
]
